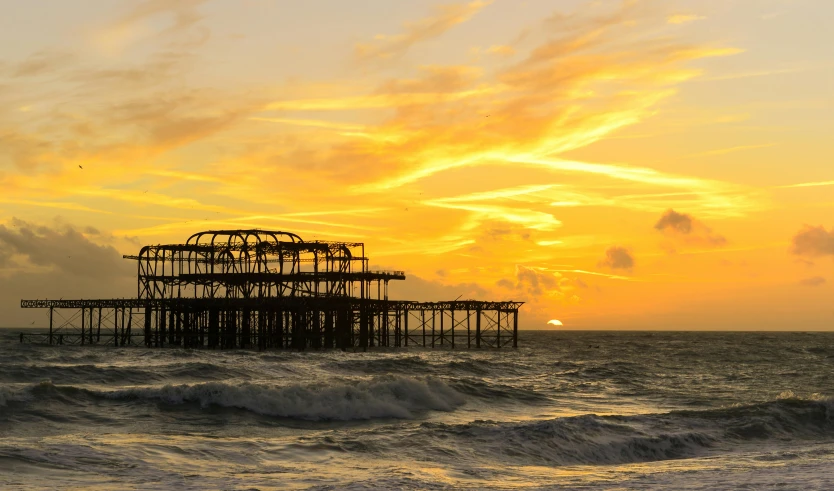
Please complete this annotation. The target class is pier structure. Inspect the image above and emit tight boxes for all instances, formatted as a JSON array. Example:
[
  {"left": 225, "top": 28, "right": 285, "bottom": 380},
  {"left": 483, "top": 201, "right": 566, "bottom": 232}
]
[{"left": 20, "top": 229, "right": 522, "bottom": 349}]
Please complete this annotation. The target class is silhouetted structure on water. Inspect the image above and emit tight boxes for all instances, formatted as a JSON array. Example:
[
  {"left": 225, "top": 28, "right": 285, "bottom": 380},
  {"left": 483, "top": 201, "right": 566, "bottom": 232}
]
[{"left": 19, "top": 230, "right": 522, "bottom": 349}]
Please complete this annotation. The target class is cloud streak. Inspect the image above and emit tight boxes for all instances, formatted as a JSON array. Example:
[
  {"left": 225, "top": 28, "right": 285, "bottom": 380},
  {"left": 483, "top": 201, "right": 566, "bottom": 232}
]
[{"left": 355, "top": 1, "right": 490, "bottom": 62}]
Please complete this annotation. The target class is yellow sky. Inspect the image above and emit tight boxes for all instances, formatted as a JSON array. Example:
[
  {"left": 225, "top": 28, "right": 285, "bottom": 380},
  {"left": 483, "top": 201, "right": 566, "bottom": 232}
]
[{"left": 1, "top": 0, "right": 832, "bottom": 329}]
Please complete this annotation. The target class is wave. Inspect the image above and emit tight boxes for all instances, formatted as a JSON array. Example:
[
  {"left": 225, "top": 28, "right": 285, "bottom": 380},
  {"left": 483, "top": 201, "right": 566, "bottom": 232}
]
[
  {"left": 322, "top": 356, "right": 531, "bottom": 378},
  {"left": 449, "top": 378, "right": 551, "bottom": 403},
  {"left": 0, "top": 361, "right": 258, "bottom": 385},
  {"left": 0, "top": 376, "right": 466, "bottom": 421},
  {"left": 418, "top": 395, "right": 834, "bottom": 466},
  {"left": 323, "top": 355, "right": 433, "bottom": 375}
]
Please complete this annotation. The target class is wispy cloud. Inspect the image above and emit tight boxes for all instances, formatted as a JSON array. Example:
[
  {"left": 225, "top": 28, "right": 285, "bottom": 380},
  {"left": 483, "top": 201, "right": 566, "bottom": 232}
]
[
  {"left": 686, "top": 143, "right": 777, "bottom": 158},
  {"left": 355, "top": 1, "right": 490, "bottom": 62},
  {"left": 667, "top": 14, "right": 707, "bottom": 25},
  {"left": 552, "top": 269, "right": 635, "bottom": 281},
  {"left": 700, "top": 67, "right": 812, "bottom": 82},
  {"left": 90, "top": 0, "right": 209, "bottom": 55},
  {"left": 778, "top": 180, "right": 834, "bottom": 189}
]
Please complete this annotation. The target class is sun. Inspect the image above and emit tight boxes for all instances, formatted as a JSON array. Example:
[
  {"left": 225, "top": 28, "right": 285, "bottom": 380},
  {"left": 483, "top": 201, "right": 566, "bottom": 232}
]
[{"left": 547, "top": 319, "right": 563, "bottom": 326}]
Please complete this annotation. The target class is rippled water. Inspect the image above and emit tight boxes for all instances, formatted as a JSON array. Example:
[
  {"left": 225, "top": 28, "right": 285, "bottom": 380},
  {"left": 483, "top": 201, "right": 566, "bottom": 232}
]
[{"left": 2, "top": 329, "right": 834, "bottom": 490}]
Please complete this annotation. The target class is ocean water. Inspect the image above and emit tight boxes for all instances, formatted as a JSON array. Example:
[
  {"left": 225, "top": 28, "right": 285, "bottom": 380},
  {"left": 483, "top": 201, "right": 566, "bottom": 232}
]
[{"left": 1, "top": 330, "right": 834, "bottom": 490}]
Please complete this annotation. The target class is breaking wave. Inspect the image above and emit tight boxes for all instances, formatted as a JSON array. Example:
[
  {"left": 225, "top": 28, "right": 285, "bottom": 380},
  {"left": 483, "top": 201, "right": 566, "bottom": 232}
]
[
  {"left": 0, "top": 376, "right": 466, "bottom": 421},
  {"left": 418, "top": 395, "right": 834, "bottom": 466}
]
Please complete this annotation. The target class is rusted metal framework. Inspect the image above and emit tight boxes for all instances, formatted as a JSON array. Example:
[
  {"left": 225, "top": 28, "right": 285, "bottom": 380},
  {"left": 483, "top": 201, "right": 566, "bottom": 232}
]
[{"left": 20, "top": 230, "right": 522, "bottom": 350}]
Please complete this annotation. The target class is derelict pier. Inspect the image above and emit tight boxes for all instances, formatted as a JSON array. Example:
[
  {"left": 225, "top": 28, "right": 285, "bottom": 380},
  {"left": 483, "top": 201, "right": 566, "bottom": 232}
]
[{"left": 19, "top": 229, "right": 522, "bottom": 349}]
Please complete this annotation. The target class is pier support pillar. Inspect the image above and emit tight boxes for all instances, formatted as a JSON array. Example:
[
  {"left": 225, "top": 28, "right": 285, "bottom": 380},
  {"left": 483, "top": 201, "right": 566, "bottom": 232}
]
[
  {"left": 513, "top": 309, "right": 518, "bottom": 348},
  {"left": 359, "top": 308, "right": 369, "bottom": 351},
  {"left": 324, "top": 311, "right": 334, "bottom": 348},
  {"left": 144, "top": 306, "right": 152, "bottom": 347},
  {"left": 208, "top": 308, "right": 219, "bottom": 349},
  {"left": 242, "top": 309, "right": 251, "bottom": 349},
  {"left": 476, "top": 308, "right": 481, "bottom": 348}
]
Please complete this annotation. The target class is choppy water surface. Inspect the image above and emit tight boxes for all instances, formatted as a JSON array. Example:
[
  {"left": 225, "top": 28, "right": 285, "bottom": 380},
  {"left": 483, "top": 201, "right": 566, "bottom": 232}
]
[{"left": 2, "top": 330, "right": 834, "bottom": 490}]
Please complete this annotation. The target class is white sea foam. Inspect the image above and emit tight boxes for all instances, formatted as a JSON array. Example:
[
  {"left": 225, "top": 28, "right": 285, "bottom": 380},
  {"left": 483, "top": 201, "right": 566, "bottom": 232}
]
[{"left": 101, "top": 376, "right": 465, "bottom": 420}]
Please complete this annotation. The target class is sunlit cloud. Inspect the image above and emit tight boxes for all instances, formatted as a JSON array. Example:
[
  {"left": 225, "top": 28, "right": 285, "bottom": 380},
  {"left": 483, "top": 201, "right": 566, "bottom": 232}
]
[
  {"left": 552, "top": 269, "right": 635, "bottom": 281},
  {"left": 485, "top": 45, "right": 515, "bottom": 57},
  {"left": 700, "top": 67, "right": 812, "bottom": 82},
  {"left": 426, "top": 202, "right": 562, "bottom": 232},
  {"left": 667, "top": 14, "right": 707, "bottom": 25},
  {"left": 778, "top": 180, "right": 834, "bottom": 189},
  {"left": 251, "top": 117, "right": 366, "bottom": 132},
  {"left": 263, "top": 86, "right": 501, "bottom": 111},
  {"left": 686, "top": 143, "right": 777, "bottom": 158},
  {"left": 354, "top": 1, "right": 491, "bottom": 62}
]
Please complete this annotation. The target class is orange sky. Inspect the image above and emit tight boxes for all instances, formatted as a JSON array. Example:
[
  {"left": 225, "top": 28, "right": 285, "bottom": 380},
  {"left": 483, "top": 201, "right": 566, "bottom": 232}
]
[{"left": 1, "top": 0, "right": 832, "bottom": 329}]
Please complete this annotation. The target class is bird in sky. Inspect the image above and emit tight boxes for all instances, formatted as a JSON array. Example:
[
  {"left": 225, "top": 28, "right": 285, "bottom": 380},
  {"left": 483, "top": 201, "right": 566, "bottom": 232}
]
[{"left": 78, "top": 165, "right": 83, "bottom": 169}]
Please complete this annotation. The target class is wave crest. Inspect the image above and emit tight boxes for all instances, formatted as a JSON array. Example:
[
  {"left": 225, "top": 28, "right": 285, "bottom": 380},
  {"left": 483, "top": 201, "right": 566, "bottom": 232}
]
[
  {"left": 103, "top": 376, "right": 465, "bottom": 420},
  {"left": 421, "top": 396, "right": 834, "bottom": 466}
]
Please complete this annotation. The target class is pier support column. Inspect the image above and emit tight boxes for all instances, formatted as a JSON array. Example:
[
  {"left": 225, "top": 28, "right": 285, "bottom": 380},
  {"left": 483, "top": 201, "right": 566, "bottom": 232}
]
[
  {"left": 368, "top": 309, "right": 374, "bottom": 348},
  {"left": 81, "top": 307, "right": 86, "bottom": 346},
  {"left": 467, "top": 309, "right": 471, "bottom": 349},
  {"left": 291, "top": 310, "right": 304, "bottom": 351},
  {"left": 336, "top": 309, "right": 349, "bottom": 350},
  {"left": 183, "top": 310, "right": 192, "bottom": 348},
  {"left": 439, "top": 309, "right": 444, "bottom": 347},
  {"left": 476, "top": 308, "right": 481, "bottom": 348},
  {"left": 422, "top": 310, "right": 426, "bottom": 347},
  {"left": 431, "top": 310, "right": 436, "bottom": 348},
  {"left": 144, "top": 306, "right": 152, "bottom": 347},
  {"left": 497, "top": 311, "right": 501, "bottom": 348},
  {"left": 451, "top": 310, "right": 455, "bottom": 349},
  {"left": 208, "top": 308, "right": 219, "bottom": 349},
  {"left": 48, "top": 307, "right": 53, "bottom": 345},
  {"left": 159, "top": 307, "right": 166, "bottom": 348},
  {"left": 324, "top": 311, "right": 334, "bottom": 349},
  {"left": 312, "top": 311, "right": 321, "bottom": 350},
  {"left": 169, "top": 309, "right": 176, "bottom": 346},
  {"left": 258, "top": 310, "right": 266, "bottom": 350},
  {"left": 394, "top": 310, "right": 401, "bottom": 347},
  {"left": 513, "top": 310, "right": 518, "bottom": 348},
  {"left": 359, "top": 308, "right": 369, "bottom": 351},
  {"left": 242, "top": 309, "right": 251, "bottom": 349}
]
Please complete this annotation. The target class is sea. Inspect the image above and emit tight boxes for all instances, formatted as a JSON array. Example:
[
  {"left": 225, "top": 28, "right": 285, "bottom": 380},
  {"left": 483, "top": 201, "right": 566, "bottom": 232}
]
[{"left": 1, "top": 329, "right": 833, "bottom": 490}]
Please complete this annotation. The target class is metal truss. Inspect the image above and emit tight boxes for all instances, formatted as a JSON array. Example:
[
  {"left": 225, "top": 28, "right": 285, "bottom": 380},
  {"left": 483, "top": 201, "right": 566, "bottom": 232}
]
[{"left": 19, "top": 229, "right": 523, "bottom": 350}]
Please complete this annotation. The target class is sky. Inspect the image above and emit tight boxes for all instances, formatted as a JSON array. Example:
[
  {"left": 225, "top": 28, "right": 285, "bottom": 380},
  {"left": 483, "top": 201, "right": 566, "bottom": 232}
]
[{"left": 0, "top": 0, "right": 832, "bottom": 330}]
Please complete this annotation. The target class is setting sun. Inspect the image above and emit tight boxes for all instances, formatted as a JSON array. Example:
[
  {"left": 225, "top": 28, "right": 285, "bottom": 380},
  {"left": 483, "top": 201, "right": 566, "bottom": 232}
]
[{"left": 547, "top": 320, "right": 563, "bottom": 327}]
